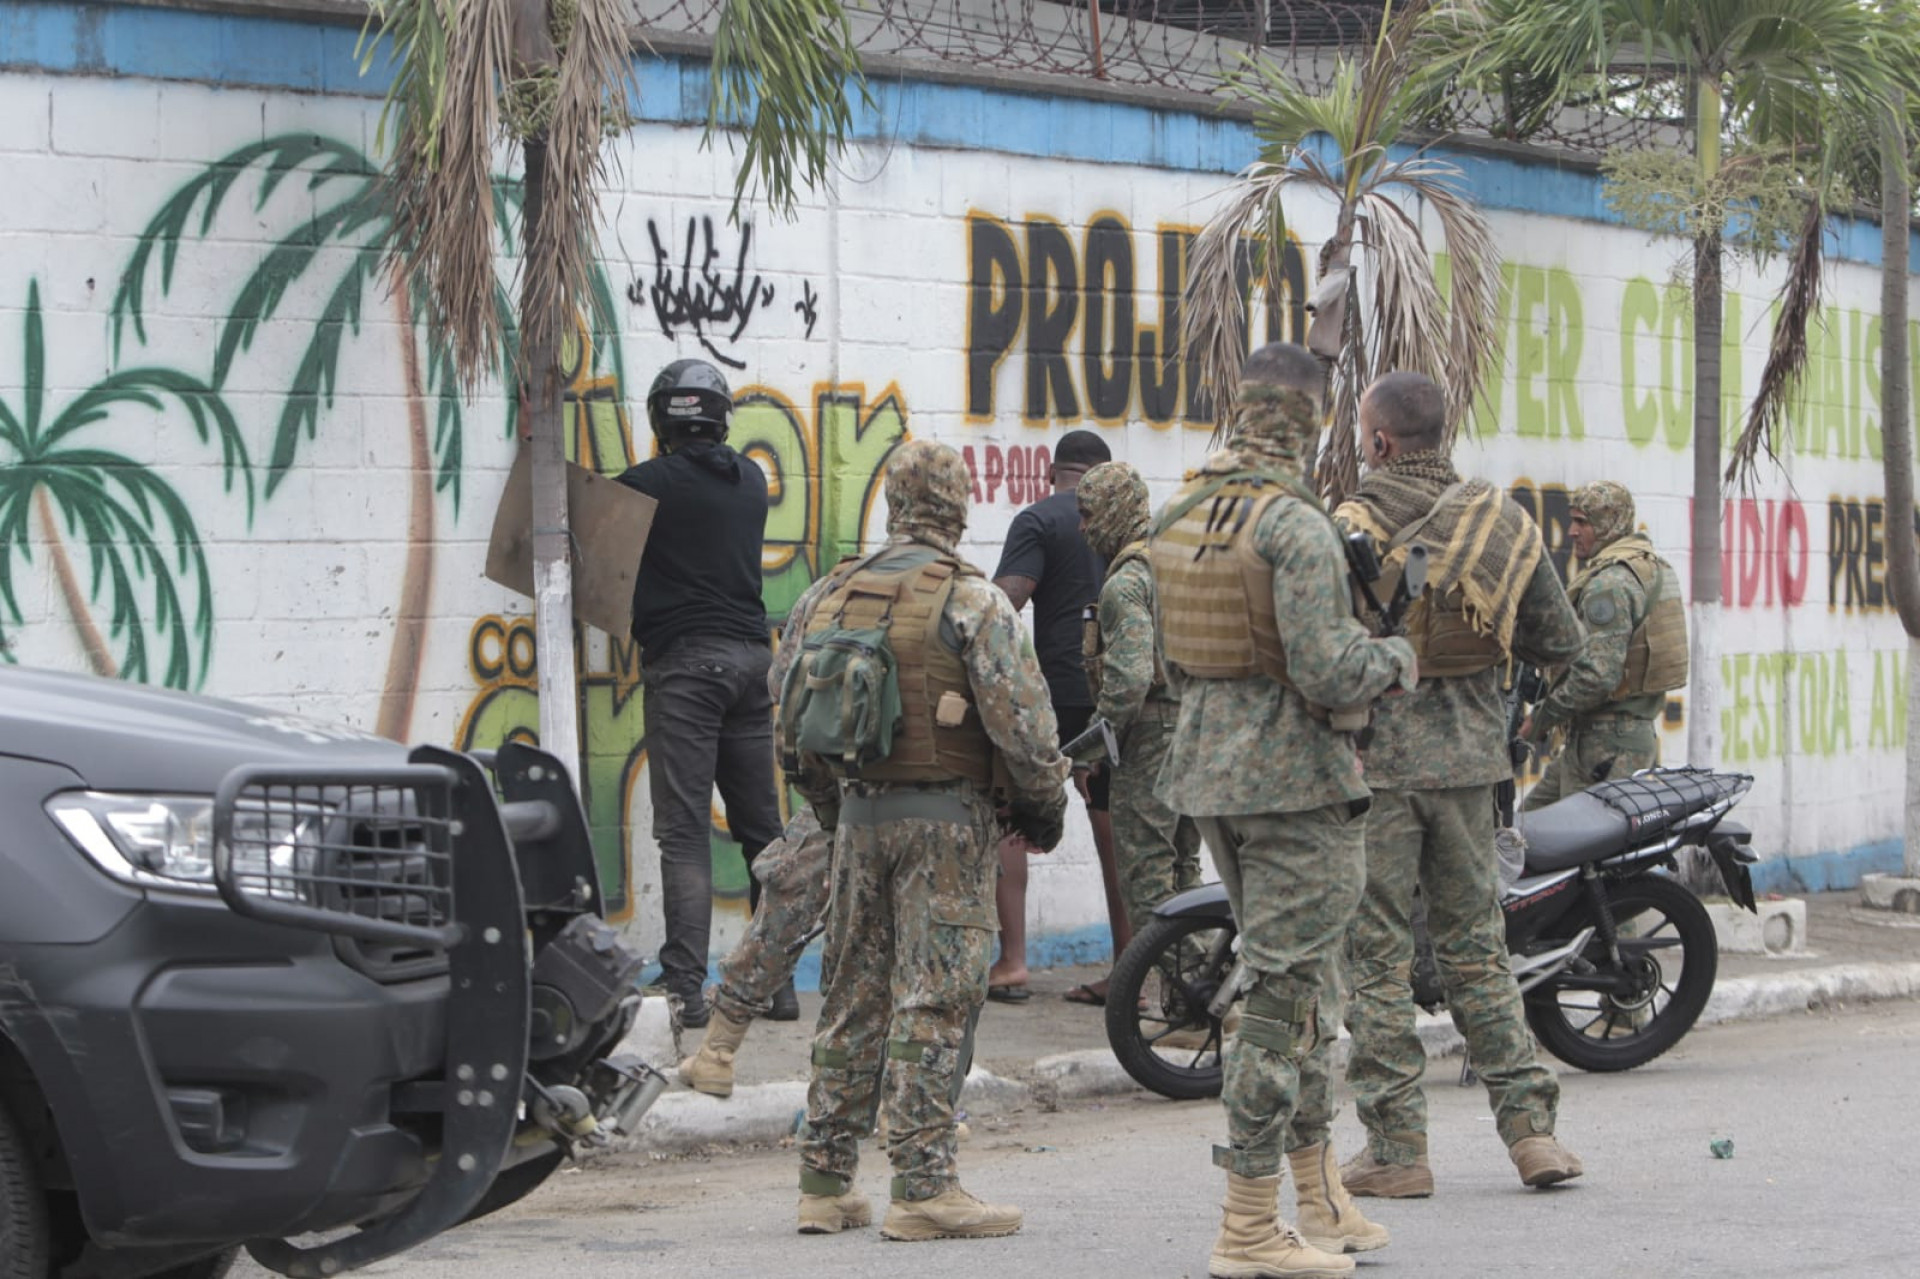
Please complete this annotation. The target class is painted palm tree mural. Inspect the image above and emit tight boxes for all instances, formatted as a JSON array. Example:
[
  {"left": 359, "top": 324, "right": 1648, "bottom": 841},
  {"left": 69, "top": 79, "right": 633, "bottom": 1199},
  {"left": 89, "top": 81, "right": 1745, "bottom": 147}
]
[
  {"left": 0, "top": 281, "right": 251, "bottom": 689},
  {"left": 110, "top": 133, "right": 626, "bottom": 738}
]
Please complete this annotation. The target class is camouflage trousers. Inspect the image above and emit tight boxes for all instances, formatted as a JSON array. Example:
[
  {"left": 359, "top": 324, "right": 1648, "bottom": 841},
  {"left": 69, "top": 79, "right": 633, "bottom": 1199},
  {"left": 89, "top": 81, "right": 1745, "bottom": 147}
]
[
  {"left": 1524, "top": 714, "right": 1660, "bottom": 811},
  {"left": 799, "top": 782, "right": 997, "bottom": 1202},
  {"left": 1111, "top": 716, "right": 1203, "bottom": 933},
  {"left": 1345, "top": 786, "right": 1559, "bottom": 1161},
  {"left": 710, "top": 807, "right": 830, "bottom": 1024},
  {"left": 1196, "top": 802, "right": 1367, "bottom": 1180}
]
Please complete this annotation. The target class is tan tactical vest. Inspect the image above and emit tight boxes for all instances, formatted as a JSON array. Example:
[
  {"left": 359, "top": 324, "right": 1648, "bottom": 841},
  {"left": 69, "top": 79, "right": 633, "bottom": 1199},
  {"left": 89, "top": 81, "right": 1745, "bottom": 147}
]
[
  {"left": 805, "top": 546, "right": 995, "bottom": 786},
  {"left": 1576, "top": 541, "right": 1689, "bottom": 699},
  {"left": 1336, "top": 486, "right": 1505, "bottom": 679},
  {"left": 1150, "top": 471, "right": 1315, "bottom": 683},
  {"left": 1081, "top": 541, "right": 1166, "bottom": 703}
]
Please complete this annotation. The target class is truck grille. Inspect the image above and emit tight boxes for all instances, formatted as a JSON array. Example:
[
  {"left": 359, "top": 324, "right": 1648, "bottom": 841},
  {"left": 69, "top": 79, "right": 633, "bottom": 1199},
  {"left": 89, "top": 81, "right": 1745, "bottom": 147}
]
[{"left": 215, "top": 768, "right": 463, "bottom": 954}]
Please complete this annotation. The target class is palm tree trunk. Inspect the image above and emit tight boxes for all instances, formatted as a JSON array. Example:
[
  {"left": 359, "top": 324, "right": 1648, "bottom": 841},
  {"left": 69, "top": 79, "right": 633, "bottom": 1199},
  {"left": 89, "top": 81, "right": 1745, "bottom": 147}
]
[
  {"left": 35, "top": 488, "right": 118, "bottom": 679},
  {"left": 1687, "top": 82, "right": 1724, "bottom": 769},
  {"left": 522, "top": 135, "right": 584, "bottom": 791},
  {"left": 375, "top": 287, "right": 436, "bottom": 743},
  {"left": 1876, "top": 79, "right": 1920, "bottom": 874}
]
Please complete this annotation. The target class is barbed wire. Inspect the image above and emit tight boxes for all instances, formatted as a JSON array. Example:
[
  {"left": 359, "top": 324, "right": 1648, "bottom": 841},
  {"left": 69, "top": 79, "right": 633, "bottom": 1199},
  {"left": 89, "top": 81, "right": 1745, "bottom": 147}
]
[{"left": 634, "top": 1, "right": 1666, "bottom": 156}]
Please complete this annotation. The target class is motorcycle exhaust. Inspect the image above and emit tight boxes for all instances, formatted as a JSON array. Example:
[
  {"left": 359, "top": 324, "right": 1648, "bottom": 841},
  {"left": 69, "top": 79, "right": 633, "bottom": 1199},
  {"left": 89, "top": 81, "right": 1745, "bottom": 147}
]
[{"left": 1513, "top": 926, "right": 1596, "bottom": 995}]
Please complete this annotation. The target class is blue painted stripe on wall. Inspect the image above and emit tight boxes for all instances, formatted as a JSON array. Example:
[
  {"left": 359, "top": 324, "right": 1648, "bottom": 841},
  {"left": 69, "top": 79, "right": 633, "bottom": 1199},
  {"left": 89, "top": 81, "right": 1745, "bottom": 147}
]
[
  {"left": 1751, "top": 840, "right": 1905, "bottom": 896},
  {"left": 4, "top": 4, "right": 1917, "bottom": 262}
]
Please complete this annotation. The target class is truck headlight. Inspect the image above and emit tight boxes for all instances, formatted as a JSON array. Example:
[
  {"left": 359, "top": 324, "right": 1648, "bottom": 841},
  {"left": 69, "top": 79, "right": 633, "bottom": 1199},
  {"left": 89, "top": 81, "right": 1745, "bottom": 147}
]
[{"left": 47, "top": 793, "right": 325, "bottom": 898}]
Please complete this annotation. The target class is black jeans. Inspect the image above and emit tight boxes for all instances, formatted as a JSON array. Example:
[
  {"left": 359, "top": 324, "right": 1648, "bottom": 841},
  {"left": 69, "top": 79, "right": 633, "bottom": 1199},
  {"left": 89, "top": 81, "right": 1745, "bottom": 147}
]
[{"left": 644, "top": 634, "right": 785, "bottom": 993}]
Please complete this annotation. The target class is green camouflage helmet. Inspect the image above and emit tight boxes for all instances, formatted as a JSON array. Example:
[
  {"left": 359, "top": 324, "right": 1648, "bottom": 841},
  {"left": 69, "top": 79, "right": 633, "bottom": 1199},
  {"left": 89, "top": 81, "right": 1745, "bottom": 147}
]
[
  {"left": 1571, "top": 480, "right": 1635, "bottom": 548},
  {"left": 1077, "top": 461, "right": 1151, "bottom": 560},
  {"left": 884, "top": 438, "right": 970, "bottom": 551}
]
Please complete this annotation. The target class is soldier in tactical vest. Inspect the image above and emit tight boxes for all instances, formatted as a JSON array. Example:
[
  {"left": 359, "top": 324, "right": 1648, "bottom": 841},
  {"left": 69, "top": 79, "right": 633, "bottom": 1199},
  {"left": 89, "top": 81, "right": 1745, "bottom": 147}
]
[
  {"left": 1332, "top": 372, "right": 1588, "bottom": 1199},
  {"left": 1076, "top": 462, "right": 1202, "bottom": 934},
  {"left": 1150, "top": 343, "right": 1415, "bottom": 1279},
  {"left": 786, "top": 440, "right": 1070, "bottom": 1243},
  {"left": 1521, "top": 481, "right": 1689, "bottom": 810}
]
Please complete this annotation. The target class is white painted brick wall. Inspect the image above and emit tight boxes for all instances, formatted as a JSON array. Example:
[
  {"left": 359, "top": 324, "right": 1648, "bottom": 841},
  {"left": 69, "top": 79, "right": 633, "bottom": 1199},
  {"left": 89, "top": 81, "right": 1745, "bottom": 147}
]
[{"left": 1, "top": 62, "right": 1914, "bottom": 971}]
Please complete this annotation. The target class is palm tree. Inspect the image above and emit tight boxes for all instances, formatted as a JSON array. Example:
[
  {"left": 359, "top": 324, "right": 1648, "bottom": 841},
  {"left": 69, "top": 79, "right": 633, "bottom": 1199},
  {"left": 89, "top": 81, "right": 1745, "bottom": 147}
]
[
  {"left": 0, "top": 281, "right": 251, "bottom": 689},
  {"left": 1438, "top": 0, "right": 1918, "bottom": 769},
  {"left": 111, "top": 134, "right": 623, "bottom": 741},
  {"left": 1184, "top": 0, "right": 1504, "bottom": 501},
  {"left": 357, "top": 0, "right": 867, "bottom": 786}
]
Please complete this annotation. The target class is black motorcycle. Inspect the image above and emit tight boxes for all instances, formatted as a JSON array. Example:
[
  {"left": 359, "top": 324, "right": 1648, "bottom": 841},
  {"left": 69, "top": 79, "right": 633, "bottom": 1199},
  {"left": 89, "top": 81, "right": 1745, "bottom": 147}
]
[{"left": 1105, "top": 767, "right": 1759, "bottom": 1101}]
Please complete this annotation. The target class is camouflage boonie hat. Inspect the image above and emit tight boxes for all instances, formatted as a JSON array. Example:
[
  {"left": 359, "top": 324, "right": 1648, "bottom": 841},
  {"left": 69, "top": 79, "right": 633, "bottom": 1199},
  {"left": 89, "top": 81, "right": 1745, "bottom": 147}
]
[
  {"left": 884, "top": 439, "right": 970, "bottom": 548},
  {"left": 1571, "top": 480, "right": 1635, "bottom": 548},
  {"left": 1077, "top": 461, "right": 1150, "bottom": 560}
]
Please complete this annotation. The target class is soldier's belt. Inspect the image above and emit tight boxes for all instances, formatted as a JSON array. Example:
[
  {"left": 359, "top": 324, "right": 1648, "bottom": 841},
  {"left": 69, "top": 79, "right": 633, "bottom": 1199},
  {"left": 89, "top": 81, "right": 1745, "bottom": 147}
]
[{"left": 840, "top": 788, "right": 977, "bottom": 827}]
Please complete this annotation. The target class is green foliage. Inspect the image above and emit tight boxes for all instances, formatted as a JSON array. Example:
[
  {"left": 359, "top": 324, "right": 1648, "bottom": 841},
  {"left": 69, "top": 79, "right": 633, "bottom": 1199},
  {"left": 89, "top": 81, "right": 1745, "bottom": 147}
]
[
  {"left": 1601, "top": 144, "right": 1816, "bottom": 269},
  {"left": 0, "top": 283, "right": 249, "bottom": 689},
  {"left": 359, "top": 0, "right": 455, "bottom": 165},
  {"left": 708, "top": 0, "right": 872, "bottom": 221}
]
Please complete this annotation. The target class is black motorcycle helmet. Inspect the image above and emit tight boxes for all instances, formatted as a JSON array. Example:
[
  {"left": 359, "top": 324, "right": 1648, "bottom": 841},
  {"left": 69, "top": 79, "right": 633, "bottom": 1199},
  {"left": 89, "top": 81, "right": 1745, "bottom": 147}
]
[{"left": 647, "top": 358, "right": 732, "bottom": 447}]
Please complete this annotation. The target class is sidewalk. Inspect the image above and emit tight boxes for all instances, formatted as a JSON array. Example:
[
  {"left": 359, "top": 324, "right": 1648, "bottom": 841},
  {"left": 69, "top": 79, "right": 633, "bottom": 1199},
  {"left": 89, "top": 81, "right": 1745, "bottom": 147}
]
[{"left": 616, "top": 889, "right": 1920, "bottom": 1154}]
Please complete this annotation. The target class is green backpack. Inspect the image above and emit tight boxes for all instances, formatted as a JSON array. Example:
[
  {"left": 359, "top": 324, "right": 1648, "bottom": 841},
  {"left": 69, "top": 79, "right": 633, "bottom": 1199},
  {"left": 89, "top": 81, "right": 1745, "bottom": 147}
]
[{"left": 778, "top": 548, "right": 936, "bottom": 777}]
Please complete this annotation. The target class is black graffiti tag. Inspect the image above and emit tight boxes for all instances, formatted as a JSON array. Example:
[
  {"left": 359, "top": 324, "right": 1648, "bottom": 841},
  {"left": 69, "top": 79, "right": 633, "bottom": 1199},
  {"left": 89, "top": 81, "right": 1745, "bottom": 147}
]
[
  {"left": 794, "top": 280, "right": 820, "bottom": 340},
  {"left": 633, "top": 217, "right": 777, "bottom": 370}
]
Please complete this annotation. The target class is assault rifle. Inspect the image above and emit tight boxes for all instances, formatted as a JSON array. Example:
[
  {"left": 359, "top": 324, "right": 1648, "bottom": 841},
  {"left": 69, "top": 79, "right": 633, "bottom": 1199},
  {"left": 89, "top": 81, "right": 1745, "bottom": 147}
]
[
  {"left": 1062, "top": 715, "right": 1122, "bottom": 770},
  {"left": 1344, "top": 533, "right": 1429, "bottom": 637},
  {"left": 1496, "top": 662, "right": 1547, "bottom": 827}
]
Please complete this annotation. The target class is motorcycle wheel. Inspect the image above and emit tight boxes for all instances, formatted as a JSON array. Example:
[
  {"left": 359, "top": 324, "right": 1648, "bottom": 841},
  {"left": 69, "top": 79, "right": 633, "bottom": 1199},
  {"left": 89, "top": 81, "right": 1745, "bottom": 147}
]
[
  {"left": 1525, "top": 873, "right": 1718, "bottom": 1073},
  {"left": 1105, "top": 914, "right": 1236, "bottom": 1101}
]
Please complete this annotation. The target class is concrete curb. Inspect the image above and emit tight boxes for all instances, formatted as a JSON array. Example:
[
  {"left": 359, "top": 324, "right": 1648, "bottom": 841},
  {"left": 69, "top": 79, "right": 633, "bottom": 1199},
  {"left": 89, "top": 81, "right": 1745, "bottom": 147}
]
[{"left": 612, "top": 961, "right": 1920, "bottom": 1156}]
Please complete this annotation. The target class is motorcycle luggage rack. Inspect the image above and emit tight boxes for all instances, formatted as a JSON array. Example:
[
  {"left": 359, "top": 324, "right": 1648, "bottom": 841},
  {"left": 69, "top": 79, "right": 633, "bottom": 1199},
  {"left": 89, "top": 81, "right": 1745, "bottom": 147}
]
[{"left": 1584, "top": 767, "right": 1752, "bottom": 844}]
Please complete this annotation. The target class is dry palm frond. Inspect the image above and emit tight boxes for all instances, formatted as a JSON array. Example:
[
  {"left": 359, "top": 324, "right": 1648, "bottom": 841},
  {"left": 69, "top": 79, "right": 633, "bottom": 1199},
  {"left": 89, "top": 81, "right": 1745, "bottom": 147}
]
[
  {"left": 1317, "top": 270, "right": 1370, "bottom": 502},
  {"left": 520, "top": 0, "right": 633, "bottom": 372},
  {"left": 1391, "top": 160, "right": 1504, "bottom": 436},
  {"left": 379, "top": 0, "right": 517, "bottom": 392},
  {"left": 1183, "top": 163, "right": 1298, "bottom": 435},
  {"left": 1725, "top": 195, "right": 1827, "bottom": 488}
]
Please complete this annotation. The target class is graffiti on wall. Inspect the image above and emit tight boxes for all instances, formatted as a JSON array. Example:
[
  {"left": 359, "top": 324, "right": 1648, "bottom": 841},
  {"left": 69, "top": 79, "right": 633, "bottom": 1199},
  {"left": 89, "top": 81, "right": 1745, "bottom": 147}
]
[
  {"left": 633, "top": 216, "right": 819, "bottom": 367},
  {"left": 965, "top": 212, "right": 1308, "bottom": 426},
  {"left": 0, "top": 280, "right": 246, "bottom": 689}
]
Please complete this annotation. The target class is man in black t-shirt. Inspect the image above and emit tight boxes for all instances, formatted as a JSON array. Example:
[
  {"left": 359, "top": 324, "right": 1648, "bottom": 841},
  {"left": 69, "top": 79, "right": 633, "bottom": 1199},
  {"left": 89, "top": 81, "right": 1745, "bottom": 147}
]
[
  {"left": 989, "top": 429, "right": 1129, "bottom": 1005},
  {"left": 616, "top": 359, "right": 785, "bottom": 1030}
]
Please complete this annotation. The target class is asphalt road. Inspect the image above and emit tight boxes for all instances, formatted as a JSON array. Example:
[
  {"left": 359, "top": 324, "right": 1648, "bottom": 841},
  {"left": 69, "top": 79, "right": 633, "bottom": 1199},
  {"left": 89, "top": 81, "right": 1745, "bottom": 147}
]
[{"left": 250, "top": 1001, "right": 1920, "bottom": 1279}]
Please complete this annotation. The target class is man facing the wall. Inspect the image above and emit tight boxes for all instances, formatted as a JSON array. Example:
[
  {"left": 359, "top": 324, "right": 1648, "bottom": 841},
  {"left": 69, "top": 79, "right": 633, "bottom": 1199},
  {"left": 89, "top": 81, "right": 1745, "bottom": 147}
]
[
  {"left": 617, "top": 358, "right": 785, "bottom": 1030},
  {"left": 989, "top": 429, "right": 1128, "bottom": 1005}
]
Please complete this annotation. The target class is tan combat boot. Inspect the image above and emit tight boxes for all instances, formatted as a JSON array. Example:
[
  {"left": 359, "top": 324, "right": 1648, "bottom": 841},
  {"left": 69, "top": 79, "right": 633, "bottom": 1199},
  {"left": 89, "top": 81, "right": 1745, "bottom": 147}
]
[
  {"left": 880, "top": 1185, "right": 1023, "bottom": 1241},
  {"left": 796, "top": 1171, "right": 872, "bottom": 1234},
  {"left": 677, "top": 1007, "right": 750, "bottom": 1098},
  {"left": 1288, "top": 1144, "right": 1390, "bottom": 1254},
  {"left": 1340, "top": 1135, "right": 1434, "bottom": 1199},
  {"left": 1207, "top": 1172, "right": 1354, "bottom": 1279},
  {"left": 1510, "top": 1134, "right": 1584, "bottom": 1188}
]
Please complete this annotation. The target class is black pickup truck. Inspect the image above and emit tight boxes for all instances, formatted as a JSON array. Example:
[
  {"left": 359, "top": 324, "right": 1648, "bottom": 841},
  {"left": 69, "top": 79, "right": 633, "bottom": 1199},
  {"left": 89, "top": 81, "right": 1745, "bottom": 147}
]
[{"left": 0, "top": 666, "right": 663, "bottom": 1279}]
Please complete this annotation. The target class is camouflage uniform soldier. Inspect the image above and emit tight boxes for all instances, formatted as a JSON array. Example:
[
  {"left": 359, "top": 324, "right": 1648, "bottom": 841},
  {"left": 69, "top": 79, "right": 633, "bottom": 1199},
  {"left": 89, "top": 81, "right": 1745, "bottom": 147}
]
[
  {"left": 1151, "top": 344, "right": 1416, "bottom": 1279},
  {"left": 1522, "top": 481, "right": 1688, "bottom": 810},
  {"left": 1331, "top": 372, "right": 1588, "bottom": 1198},
  {"left": 790, "top": 440, "right": 1070, "bottom": 1242},
  {"left": 678, "top": 576, "right": 836, "bottom": 1097},
  {"left": 1076, "top": 462, "right": 1202, "bottom": 931}
]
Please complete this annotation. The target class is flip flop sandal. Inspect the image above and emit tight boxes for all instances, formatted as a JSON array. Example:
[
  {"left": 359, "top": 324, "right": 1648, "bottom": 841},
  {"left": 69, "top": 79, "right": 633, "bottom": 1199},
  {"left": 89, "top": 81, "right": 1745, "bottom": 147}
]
[
  {"left": 986, "top": 984, "right": 1031, "bottom": 1003},
  {"left": 1063, "top": 984, "right": 1107, "bottom": 1007}
]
